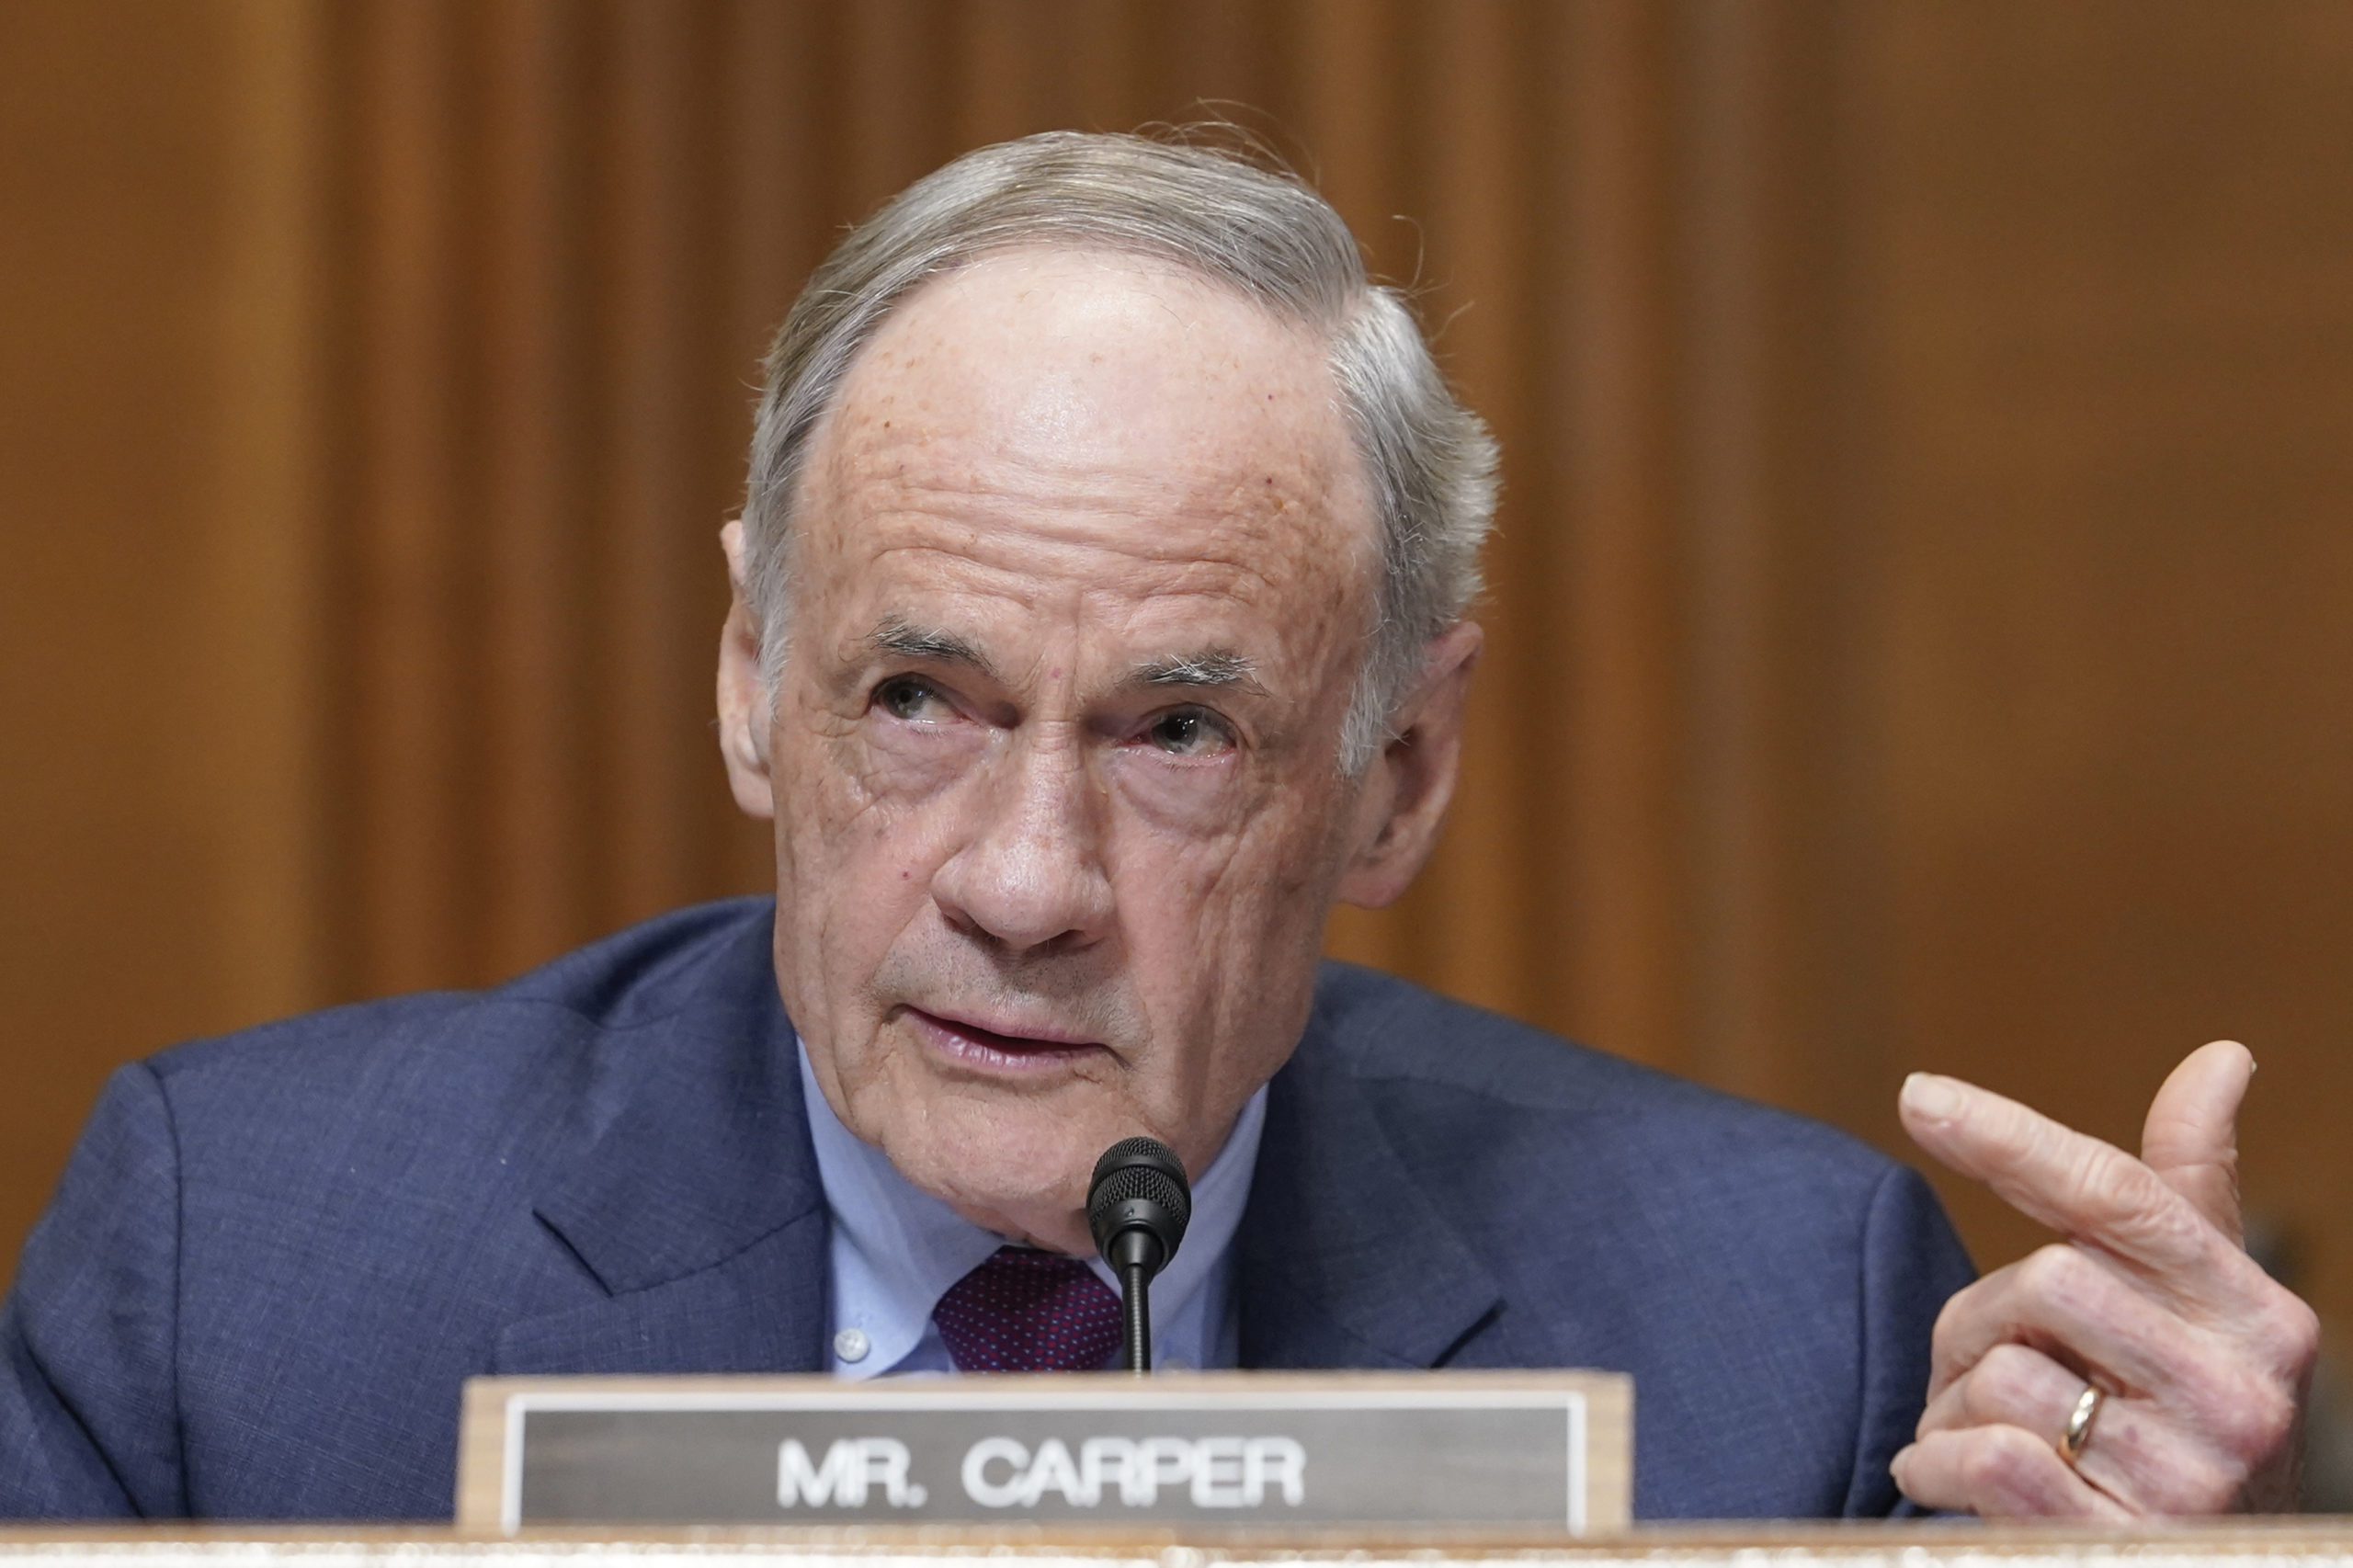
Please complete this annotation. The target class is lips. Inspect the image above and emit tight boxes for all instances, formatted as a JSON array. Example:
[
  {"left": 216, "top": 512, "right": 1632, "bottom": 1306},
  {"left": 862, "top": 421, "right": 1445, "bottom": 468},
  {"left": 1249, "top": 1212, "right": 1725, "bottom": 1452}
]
[{"left": 904, "top": 1006, "right": 1108, "bottom": 1074}]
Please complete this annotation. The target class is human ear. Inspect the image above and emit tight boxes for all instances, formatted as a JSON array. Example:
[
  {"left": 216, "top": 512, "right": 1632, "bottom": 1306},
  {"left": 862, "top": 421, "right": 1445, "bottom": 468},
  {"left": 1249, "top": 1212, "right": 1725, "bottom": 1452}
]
[
  {"left": 715, "top": 518, "right": 777, "bottom": 821},
  {"left": 1334, "top": 620, "right": 1483, "bottom": 908}
]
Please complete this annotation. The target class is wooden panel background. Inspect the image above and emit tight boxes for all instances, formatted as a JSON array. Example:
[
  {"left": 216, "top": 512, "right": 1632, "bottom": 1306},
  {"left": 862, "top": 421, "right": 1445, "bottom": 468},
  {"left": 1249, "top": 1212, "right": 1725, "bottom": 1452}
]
[{"left": 3, "top": 0, "right": 2349, "bottom": 1371}]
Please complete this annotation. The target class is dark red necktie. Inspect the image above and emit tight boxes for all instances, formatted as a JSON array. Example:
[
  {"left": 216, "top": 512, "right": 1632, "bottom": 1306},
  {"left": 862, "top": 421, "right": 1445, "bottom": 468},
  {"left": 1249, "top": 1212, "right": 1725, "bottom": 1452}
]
[{"left": 934, "top": 1245, "right": 1122, "bottom": 1371}]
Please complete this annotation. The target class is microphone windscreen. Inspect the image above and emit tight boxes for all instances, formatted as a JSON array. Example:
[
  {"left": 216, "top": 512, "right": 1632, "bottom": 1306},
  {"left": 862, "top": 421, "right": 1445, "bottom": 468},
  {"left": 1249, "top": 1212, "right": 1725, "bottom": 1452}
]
[{"left": 1087, "top": 1135, "right": 1191, "bottom": 1264}]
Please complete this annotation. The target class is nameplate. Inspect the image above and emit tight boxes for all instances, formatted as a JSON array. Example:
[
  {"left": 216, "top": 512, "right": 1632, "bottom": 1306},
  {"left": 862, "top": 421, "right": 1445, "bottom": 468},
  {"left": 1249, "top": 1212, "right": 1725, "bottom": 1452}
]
[{"left": 458, "top": 1371, "right": 1630, "bottom": 1536}]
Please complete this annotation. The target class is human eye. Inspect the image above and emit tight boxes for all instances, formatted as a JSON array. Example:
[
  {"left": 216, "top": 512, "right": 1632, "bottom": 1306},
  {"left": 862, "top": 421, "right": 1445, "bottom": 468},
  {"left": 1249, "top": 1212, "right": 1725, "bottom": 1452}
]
[
  {"left": 871, "top": 674, "right": 955, "bottom": 723},
  {"left": 1140, "top": 705, "right": 1236, "bottom": 758}
]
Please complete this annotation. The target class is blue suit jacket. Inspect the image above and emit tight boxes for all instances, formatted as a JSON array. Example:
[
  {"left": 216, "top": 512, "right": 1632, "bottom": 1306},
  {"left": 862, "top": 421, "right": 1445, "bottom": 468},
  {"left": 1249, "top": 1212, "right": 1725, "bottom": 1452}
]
[{"left": 0, "top": 899, "right": 1972, "bottom": 1521}]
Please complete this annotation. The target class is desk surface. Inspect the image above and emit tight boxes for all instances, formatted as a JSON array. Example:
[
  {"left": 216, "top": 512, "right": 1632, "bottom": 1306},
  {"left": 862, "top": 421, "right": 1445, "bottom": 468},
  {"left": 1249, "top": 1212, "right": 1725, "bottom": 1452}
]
[{"left": 3, "top": 1522, "right": 2352, "bottom": 1566}]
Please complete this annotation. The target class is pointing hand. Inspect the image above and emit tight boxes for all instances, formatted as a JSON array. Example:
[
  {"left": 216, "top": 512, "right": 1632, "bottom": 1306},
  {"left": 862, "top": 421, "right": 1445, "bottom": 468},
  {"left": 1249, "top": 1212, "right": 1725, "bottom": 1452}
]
[{"left": 1891, "top": 1042, "right": 2318, "bottom": 1516}]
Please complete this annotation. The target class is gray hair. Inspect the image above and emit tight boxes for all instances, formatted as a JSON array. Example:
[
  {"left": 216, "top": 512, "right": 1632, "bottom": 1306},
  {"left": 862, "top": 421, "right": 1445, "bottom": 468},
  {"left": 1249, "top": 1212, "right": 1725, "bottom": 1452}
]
[{"left": 744, "top": 130, "right": 1497, "bottom": 771}]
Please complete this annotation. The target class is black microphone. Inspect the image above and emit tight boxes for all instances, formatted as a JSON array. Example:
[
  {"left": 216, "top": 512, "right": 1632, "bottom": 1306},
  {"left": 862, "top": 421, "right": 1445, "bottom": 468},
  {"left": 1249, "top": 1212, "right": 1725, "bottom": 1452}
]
[{"left": 1087, "top": 1136, "right": 1191, "bottom": 1374}]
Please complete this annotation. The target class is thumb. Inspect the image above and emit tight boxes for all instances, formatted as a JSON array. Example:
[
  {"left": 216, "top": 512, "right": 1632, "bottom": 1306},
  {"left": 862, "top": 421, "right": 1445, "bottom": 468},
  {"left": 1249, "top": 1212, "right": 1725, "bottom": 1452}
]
[{"left": 2140, "top": 1039, "right": 2253, "bottom": 1246}]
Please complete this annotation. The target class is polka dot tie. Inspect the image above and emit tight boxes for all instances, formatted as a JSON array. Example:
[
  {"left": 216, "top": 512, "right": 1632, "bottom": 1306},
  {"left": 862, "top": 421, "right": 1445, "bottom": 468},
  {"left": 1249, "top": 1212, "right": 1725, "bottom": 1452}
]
[{"left": 934, "top": 1245, "right": 1122, "bottom": 1372}]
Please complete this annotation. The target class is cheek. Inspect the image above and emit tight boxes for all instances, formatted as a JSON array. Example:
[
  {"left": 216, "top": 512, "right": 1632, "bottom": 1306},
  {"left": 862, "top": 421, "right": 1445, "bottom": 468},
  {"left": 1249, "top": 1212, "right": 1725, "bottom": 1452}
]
[
  {"left": 1110, "top": 756, "right": 1347, "bottom": 896},
  {"left": 1099, "top": 748, "right": 1245, "bottom": 834},
  {"left": 767, "top": 707, "right": 984, "bottom": 1004},
  {"left": 858, "top": 715, "right": 991, "bottom": 801},
  {"left": 773, "top": 692, "right": 988, "bottom": 858},
  {"left": 1108, "top": 778, "right": 1350, "bottom": 1014}
]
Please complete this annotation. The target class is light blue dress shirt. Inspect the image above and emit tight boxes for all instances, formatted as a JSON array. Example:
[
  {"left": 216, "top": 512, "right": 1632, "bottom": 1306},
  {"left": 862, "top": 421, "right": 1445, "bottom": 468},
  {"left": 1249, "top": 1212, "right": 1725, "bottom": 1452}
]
[{"left": 797, "top": 1042, "right": 1266, "bottom": 1378}]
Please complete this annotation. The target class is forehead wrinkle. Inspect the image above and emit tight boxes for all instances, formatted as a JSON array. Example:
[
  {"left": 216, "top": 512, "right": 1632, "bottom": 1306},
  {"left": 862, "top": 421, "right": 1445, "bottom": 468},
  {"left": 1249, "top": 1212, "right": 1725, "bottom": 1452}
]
[
  {"left": 853, "top": 512, "right": 1324, "bottom": 617},
  {"left": 845, "top": 448, "right": 1339, "bottom": 547},
  {"left": 847, "top": 455, "right": 1354, "bottom": 581}
]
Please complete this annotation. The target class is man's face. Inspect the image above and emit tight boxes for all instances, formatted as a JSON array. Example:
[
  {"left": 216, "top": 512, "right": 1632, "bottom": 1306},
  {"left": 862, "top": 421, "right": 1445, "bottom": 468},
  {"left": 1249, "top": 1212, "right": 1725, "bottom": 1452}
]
[{"left": 733, "top": 250, "right": 1392, "bottom": 1251}]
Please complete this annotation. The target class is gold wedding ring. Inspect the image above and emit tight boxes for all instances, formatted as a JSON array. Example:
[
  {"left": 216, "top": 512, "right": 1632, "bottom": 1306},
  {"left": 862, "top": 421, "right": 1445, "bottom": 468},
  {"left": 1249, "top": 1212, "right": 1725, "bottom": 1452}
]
[{"left": 2058, "top": 1382, "right": 2105, "bottom": 1467}]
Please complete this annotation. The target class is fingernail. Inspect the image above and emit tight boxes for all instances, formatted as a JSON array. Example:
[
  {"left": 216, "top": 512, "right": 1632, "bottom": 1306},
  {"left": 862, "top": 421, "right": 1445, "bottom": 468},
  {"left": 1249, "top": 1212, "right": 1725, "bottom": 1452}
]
[{"left": 1903, "top": 1073, "right": 1961, "bottom": 1122}]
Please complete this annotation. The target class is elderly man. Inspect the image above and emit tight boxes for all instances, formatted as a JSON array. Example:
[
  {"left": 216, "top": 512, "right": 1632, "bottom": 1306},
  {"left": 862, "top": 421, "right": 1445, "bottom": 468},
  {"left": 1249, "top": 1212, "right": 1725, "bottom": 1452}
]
[{"left": 0, "top": 132, "right": 2315, "bottom": 1522}]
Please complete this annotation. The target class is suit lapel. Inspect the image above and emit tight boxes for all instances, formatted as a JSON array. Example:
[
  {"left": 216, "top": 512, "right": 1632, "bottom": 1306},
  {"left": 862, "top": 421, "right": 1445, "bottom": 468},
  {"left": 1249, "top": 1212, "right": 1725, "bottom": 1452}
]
[
  {"left": 1236, "top": 998, "right": 1504, "bottom": 1369},
  {"left": 498, "top": 925, "right": 831, "bottom": 1376}
]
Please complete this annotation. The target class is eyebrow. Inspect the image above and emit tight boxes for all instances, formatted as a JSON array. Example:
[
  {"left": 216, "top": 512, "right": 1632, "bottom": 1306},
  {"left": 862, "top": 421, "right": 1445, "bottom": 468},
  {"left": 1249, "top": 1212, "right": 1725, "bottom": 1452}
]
[
  {"left": 867, "top": 617, "right": 997, "bottom": 679},
  {"left": 1133, "top": 649, "right": 1263, "bottom": 694}
]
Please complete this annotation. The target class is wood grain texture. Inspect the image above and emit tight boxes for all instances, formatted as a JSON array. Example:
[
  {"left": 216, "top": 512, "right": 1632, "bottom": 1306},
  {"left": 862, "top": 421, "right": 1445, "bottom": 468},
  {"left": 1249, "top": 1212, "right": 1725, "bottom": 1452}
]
[
  {"left": 1, "top": 3, "right": 2348, "bottom": 1371},
  {"left": 0, "top": 0, "right": 324, "bottom": 1284}
]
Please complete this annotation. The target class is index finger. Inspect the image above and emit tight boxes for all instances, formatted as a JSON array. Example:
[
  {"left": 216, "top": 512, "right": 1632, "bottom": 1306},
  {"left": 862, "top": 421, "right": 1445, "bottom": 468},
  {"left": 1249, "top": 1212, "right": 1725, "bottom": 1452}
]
[{"left": 1901, "top": 1072, "right": 2221, "bottom": 1278}]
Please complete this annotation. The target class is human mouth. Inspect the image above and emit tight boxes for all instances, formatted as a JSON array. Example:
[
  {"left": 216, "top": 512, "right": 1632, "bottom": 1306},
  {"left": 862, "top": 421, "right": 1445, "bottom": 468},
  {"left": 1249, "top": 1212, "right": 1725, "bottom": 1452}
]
[{"left": 904, "top": 1007, "right": 1109, "bottom": 1074}]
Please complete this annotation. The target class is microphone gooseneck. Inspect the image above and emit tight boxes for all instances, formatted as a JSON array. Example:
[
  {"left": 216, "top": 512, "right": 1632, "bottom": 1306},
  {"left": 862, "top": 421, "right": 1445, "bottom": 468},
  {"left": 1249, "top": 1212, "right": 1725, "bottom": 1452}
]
[{"left": 1086, "top": 1136, "right": 1191, "bottom": 1375}]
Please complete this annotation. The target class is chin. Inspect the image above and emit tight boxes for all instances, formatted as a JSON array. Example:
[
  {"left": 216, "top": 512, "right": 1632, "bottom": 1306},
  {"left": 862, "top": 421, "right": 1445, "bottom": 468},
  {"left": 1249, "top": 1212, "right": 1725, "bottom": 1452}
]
[{"left": 876, "top": 1092, "right": 1118, "bottom": 1239}]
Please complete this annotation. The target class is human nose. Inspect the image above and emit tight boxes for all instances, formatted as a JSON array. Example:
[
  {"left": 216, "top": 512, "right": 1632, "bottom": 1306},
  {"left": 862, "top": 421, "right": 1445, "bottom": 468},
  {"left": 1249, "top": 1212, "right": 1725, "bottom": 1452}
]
[{"left": 928, "top": 727, "right": 1114, "bottom": 955}]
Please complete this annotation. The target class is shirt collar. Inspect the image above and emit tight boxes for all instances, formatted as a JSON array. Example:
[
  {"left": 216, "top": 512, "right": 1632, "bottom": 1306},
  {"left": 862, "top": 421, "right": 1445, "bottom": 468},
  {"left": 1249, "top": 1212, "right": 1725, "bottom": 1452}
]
[{"left": 798, "top": 1040, "right": 1265, "bottom": 1376}]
